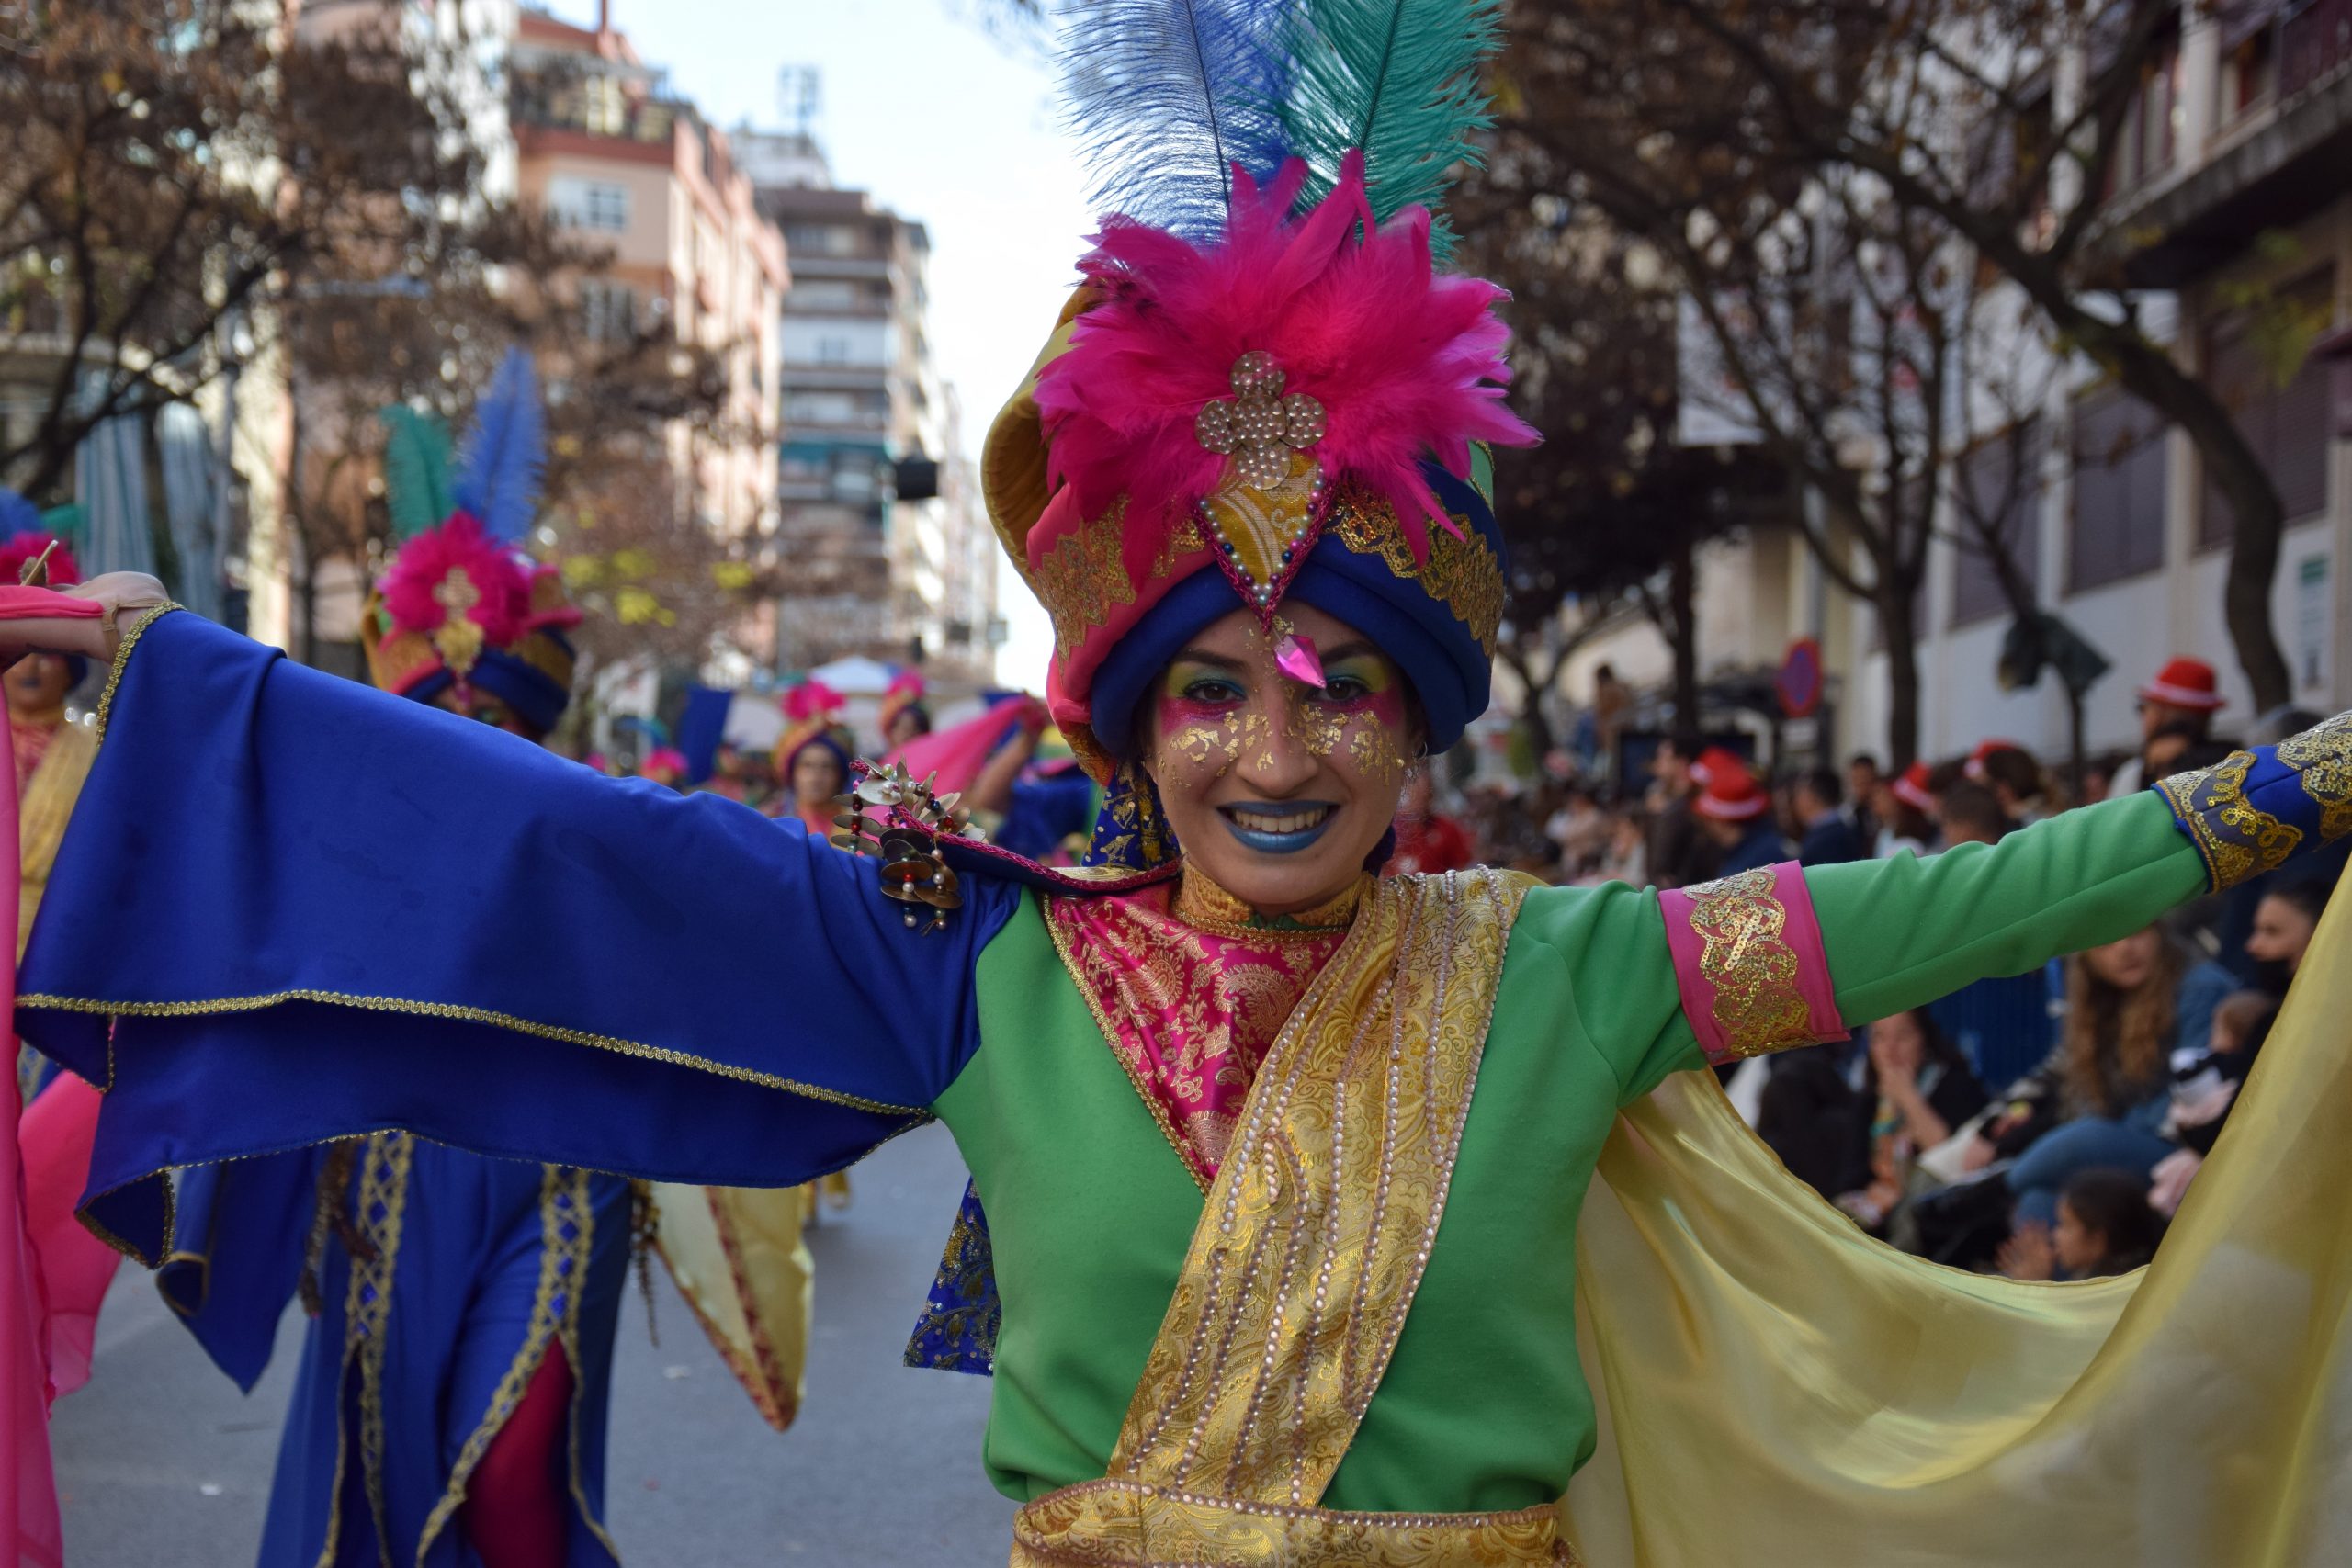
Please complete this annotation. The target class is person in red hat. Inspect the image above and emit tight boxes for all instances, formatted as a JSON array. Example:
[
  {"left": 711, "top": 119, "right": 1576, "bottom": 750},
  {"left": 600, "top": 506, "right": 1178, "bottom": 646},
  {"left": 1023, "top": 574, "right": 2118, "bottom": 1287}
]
[
  {"left": 2111, "top": 657, "right": 2226, "bottom": 795},
  {"left": 1693, "top": 754, "right": 1790, "bottom": 875},
  {"left": 1871, "top": 761, "right": 1940, "bottom": 859}
]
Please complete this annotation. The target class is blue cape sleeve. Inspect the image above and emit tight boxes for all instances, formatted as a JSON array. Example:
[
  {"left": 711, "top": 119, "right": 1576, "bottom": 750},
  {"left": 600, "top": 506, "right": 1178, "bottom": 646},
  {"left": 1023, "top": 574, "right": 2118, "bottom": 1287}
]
[
  {"left": 156, "top": 1153, "right": 322, "bottom": 1391},
  {"left": 17, "top": 612, "right": 1016, "bottom": 1263}
]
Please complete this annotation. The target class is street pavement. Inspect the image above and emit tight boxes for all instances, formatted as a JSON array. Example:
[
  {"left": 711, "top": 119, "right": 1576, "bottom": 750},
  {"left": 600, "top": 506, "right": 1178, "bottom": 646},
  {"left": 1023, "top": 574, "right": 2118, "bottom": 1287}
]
[{"left": 51, "top": 1121, "right": 1017, "bottom": 1565}]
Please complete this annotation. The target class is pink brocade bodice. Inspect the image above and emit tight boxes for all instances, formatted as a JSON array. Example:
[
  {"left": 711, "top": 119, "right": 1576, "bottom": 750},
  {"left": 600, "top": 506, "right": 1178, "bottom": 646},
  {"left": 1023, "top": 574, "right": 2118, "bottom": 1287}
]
[{"left": 1041, "top": 874, "right": 1362, "bottom": 1182}]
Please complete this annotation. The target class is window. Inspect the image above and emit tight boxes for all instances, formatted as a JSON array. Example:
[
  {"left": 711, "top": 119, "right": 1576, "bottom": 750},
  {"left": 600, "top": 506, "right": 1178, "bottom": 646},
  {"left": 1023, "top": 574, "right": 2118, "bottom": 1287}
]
[
  {"left": 788, "top": 279, "right": 860, "bottom": 311},
  {"left": 2069, "top": 385, "right": 2169, "bottom": 592},
  {"left": 579, "top": 279, "right": 637, "bottom": 344},
  {"left": 548, "top": 176, "right": 628, "bottom": 233},
  {"left": 2199, "top": 275, "right": 2336, "bottom": 548},
  {"left": 1951, "top": 420, "right": 2044, "bottom": 629},
  {"left": 782, "top": 223, "right": 855, "bottom": 257}
]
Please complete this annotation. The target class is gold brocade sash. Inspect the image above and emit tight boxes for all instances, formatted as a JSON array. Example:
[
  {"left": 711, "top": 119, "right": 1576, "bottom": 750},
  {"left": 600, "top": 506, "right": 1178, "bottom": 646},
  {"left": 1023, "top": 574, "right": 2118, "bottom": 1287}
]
[
  {"left": 17, "top": 718, "right": 94, "bottom": 959},
  {"left": 1015, "top": 870, "right": 1570, "bottom": 1567}
]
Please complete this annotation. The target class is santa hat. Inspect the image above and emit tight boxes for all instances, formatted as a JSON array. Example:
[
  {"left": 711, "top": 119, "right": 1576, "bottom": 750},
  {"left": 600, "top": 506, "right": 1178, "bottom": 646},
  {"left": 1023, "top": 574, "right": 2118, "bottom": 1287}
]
[
  {"left": 2138, "top": 657, "right": 2224, "bottom": 712},
  {"left": 1963, "top": 739, "right": 2027, "bottom": 781},
  {"left": 1890, "top": 761, "right": 1939, "bottom": 817},
  {"left": 1694, "top": 756, "right": 1770, "bottom": 821},
  {"left": 1690, "top": 746, "right": 1747, "bottom": 787}
]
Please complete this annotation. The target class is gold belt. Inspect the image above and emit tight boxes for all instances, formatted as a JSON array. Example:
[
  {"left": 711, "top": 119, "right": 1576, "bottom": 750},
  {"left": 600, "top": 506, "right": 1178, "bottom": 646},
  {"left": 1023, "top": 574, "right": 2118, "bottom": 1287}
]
[{"left": 1010, "top": 1480, "right": 1577, "bottom": 1567}]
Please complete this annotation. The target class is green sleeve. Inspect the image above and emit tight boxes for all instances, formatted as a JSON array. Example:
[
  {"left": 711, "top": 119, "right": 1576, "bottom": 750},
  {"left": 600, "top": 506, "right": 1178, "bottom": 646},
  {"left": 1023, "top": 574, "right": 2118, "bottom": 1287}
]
[
  {"left": 1535, "top": 790, "right": 2204, "bottom": 1107},
  {"left": 1510, "top": 879, "right": 1703, "bottom": 1106},
  {"left": 1808, "top": 790, "right": 2204, "bottom": 1026}
]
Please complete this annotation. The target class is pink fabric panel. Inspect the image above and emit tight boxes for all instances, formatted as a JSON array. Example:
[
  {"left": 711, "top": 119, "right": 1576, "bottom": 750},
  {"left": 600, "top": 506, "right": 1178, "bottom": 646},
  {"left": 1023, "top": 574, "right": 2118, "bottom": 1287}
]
[
  {"left": 0, "top": 593, "right": 65, "bottom": 1562},
  {"left": 1657, "top": 862, "right": 1845, "bottom": 1066},
  {"left": 19, "top": 1075, "right": 117, "bottom": 1398}
]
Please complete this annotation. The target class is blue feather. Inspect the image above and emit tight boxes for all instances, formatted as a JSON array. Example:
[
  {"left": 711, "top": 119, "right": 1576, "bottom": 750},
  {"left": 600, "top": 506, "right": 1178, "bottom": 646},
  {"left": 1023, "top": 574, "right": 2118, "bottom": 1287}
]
[
  {"left": 1062, "top": 0, "right": 1294, "bottom": 240},
  {"left": 451, "top": 348, "right": 546, "bottom": 544},
  {"left": 0, "top": 489, "right": 42, "bottom": 544}
]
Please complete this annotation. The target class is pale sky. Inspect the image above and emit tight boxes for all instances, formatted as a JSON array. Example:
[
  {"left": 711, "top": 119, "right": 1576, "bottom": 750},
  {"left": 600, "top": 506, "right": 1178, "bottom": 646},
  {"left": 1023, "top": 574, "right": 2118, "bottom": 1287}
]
[{"left": 543, "top": 0, "right": 1087, "bottom": 684}]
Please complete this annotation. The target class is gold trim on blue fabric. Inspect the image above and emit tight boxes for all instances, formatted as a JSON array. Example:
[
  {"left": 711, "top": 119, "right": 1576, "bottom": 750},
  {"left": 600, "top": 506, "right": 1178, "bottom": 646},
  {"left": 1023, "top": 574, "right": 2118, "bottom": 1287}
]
[
  {"left": 17, "top": 989, "right": 928, "bottom": 1117},
  {"left": 413, "top": 1164, "right": 613, "bottom": 1565},
  {"left": 2155, "top": 751, "right": 2301, "bottom": 891},
  {"left": 94, "top": 602, "right": 178, "bottom": 742},
  {"left": 2277, "top": 712, "right": 2352, "bottom": 840}
]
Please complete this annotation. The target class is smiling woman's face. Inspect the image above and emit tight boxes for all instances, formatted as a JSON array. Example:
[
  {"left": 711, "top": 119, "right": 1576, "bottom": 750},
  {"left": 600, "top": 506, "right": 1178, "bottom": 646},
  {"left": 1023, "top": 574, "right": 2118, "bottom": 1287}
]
[{"left": 1142, "top": 602, "right": 1417, "bottom": 916}]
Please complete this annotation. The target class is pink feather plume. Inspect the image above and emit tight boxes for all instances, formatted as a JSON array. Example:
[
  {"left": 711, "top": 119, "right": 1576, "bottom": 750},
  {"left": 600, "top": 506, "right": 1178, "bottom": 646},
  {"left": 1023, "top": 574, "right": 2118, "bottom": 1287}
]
[
  {"left": 1034, "top": 152, "right": 1537, "bottom": 579},
  {"left": 379, "top": 513, "right": 530, "bottom": 646},
  {"left": 782, "top": 681, "right": 844, "bottom": 723}
]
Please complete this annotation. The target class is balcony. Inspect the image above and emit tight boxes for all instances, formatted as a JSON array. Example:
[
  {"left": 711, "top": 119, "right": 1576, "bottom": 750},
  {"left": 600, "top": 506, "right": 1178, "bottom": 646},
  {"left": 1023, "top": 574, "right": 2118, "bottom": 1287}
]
[
  {"left": 2109, "top": 0, "right": 2352, "bottom": 286},
  {"left": 2283, "top": 0, "right": 2352, "bottom": 97}
]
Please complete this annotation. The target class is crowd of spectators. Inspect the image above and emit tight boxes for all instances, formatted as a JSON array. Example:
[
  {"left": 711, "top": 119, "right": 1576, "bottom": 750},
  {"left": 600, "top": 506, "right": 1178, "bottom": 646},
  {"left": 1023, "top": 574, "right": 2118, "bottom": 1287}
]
[{"left": 1409, "top": 653, "right": 2340, "bottom": 1281}]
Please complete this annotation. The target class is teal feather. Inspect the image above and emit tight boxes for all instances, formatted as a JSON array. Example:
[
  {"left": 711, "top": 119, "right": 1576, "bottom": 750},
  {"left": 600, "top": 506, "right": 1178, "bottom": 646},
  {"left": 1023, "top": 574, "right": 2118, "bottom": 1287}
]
[
  {"left": 379, "top": 405, "right": 455, "bottom": 540},
  {"left": 1276, "top": 0, "right": 1503, "bottom": 262}
]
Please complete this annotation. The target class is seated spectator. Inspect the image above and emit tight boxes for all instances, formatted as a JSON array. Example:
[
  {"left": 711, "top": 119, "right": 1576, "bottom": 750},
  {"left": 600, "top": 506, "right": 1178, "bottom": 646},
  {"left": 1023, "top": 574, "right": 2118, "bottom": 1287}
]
[
  {"left": 1834, "top": 1010, "right": 1988, "bottom": 1248},
  {"left": 1998, "top": 1167, "right": 2166, "bottom": 1280},
  {"left": 1544, "top": 784, "right": 1610, "bottom": 879},
  {"left": 1845, "top": 752, "right": 1882, "bottom": 843},
  {"left": 1585, "top": 808, "right": 1647, "bottom": 888},
  {"left": 2148, "top": 988, "right": 2277, "bottom": 1216},
  {"left": 2245, "top": 877, "right": 2327, "bottom": 993},
  {"left": 2166, "top": 988, "right": 2278, "bottom": 1156},
  {"left": 1991, "top": 925, "right": 2237, "bottom": 1225},
  {"left": 1792, "top": 766, "right": 1867, "bottom": 866}
]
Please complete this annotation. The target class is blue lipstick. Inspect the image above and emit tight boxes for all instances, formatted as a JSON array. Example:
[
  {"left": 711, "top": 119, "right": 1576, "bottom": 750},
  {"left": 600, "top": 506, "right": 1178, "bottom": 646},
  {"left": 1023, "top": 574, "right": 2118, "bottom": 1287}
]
[{"left": 1217, "top": 800, "right": 1338, "bottom": 855}]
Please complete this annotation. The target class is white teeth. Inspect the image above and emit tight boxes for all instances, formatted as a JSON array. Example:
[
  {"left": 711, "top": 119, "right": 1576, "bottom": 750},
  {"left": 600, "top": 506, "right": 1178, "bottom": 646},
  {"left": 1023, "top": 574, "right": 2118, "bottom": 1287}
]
[{"left": 1231, "top": 807, "right": 1329, "bottom": 834}]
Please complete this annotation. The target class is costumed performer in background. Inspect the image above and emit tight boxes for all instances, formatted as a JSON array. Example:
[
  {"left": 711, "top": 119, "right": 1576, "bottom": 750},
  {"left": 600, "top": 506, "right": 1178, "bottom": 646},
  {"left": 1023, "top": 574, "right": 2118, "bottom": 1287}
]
[
  {"left": 16, "top": 9, "right": 2352, "bottom": 1566},
  {"left": 765, "top": 681, "right": 854, "bottom": 837},
  {"left": 1, "top": 496, "right": 119, "bottom": 1413},
  {"left": 147, "top": 360, "right": 637, "bottom": 1568}
]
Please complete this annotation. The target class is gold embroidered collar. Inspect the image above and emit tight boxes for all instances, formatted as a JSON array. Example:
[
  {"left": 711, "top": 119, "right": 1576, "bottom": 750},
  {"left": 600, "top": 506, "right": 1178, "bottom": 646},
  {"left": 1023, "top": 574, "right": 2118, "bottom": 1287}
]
[{"left": 1171, "top": 866, "right": 1367, "bottom": 936}]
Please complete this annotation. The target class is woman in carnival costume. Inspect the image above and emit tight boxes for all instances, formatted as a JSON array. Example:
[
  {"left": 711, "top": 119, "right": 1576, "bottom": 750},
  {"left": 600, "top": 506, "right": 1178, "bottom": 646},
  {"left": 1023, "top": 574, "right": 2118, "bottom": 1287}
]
[
  {"left": 0, "top": 499, "right": 120, "bottom": 1416},
  {"left": 878, "top": 669, "right": 933, "bottom": 751},
  {"left": 765, "top": 680, "right": 855, "bottom": 836},
  {"left": 124, "top": 355, "right": 641, "bottom": 1567},
  {"left": 14, "top": 10, "right": 2352, "bottom": 1566}
]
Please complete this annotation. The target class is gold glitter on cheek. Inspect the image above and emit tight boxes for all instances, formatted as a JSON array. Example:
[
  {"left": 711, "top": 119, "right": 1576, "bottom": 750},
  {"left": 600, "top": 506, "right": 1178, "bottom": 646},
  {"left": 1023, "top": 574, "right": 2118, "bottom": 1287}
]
[
  {"left": 1280, "top": 685, "right": 1346, "bottom": 760},
  {"left": 1158, "top": 716, "right": 1245, "bottom": 792},
  {"left": 1348, "top": 723, "right": 1407, "bottom": 785}
]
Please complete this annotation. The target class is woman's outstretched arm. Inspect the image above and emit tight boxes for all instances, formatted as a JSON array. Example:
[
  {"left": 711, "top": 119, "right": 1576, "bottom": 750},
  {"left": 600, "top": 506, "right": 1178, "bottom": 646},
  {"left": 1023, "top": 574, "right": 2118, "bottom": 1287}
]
[
  {"left": 1573, "top": 718, "right": 2348, "bottom": 1103},
  {"left": 13, "top": 608, "right": 1018, "bottom": 1263}
]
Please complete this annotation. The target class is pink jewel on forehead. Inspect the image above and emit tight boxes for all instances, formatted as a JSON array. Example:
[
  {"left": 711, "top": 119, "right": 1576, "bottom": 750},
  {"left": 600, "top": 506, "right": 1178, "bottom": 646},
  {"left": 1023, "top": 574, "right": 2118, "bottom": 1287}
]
[
  {"left": 1193, "top": 351, "right": 1327, "bottom": 491},
  {"left": 1272, "top": 632, "right": 1326, "bottom": 690}
]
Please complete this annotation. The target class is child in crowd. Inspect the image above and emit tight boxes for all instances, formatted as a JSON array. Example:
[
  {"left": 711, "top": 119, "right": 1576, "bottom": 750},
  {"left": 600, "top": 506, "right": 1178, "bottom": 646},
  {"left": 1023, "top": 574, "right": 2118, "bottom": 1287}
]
[
  {"left": 1998, "top": 1168, "right": 2166, "bottom": 1280},
  {"left": 2146, "top": 989, "right": 2280, "bottom": 1215}
]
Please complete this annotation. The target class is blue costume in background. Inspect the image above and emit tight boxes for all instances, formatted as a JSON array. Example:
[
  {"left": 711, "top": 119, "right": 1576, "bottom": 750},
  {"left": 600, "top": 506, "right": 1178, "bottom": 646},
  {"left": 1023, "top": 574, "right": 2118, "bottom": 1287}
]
[
  {"left": 119, "top": 360, "right": 639, "bottom": 1566},
  {"left": 163, "top": 1145, "right": 630, "bottom": 1567}
]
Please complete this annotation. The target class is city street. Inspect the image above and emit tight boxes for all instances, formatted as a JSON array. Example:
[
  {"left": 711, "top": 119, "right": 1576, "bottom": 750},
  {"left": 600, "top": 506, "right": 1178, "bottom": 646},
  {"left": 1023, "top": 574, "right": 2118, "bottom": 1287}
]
[{"left": 50, "top": 1122, "right": 1015, "bottom": 1566}]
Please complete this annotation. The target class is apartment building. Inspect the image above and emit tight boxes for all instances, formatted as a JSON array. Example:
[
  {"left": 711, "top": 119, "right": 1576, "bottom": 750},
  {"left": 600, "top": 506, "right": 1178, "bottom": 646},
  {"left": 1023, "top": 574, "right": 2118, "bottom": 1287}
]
[
  {"left": 510, "top": 4, "right": 786, "bottom": 572},
  {"left": 734, "top": 130, "right": 998, "bottom": 682}
]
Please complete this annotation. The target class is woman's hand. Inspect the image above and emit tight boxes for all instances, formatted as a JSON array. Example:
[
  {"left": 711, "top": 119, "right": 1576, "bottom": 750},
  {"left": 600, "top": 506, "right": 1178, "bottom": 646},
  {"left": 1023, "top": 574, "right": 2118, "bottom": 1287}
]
[
  {"left": 0, "top": 572, "right": 169, "bottom": 672},
  {"left": 1997, "top": 1222, "right": 2056, "bottom": 1280},
  {"left": 1956, "top": 1134, "right": 1999, "bottom": 1174}
]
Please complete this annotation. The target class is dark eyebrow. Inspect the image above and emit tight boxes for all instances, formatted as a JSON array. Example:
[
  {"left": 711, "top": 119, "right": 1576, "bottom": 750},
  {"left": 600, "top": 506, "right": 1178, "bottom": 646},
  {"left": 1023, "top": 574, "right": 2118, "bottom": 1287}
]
[
  {"left": 1169, "top": 648, "right": 1250, "bottom": 671},
  {"left": 1318, "top": 640, "right": 1380, "bottom": 664}
]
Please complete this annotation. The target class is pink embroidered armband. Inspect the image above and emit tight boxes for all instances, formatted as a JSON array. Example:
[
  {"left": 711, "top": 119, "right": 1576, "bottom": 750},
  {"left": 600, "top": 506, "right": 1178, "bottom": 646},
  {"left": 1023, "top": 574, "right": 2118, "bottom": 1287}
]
[{"left": 1657, "top": 863, "right": 1847, "bottom": 1065}]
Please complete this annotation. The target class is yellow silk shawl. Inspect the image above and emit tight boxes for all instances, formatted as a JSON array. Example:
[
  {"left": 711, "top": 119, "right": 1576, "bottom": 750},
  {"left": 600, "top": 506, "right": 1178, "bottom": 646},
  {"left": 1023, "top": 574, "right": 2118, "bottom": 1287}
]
[{"left": 1565, "top": 892, "right": 2352, "bottom": 1565}]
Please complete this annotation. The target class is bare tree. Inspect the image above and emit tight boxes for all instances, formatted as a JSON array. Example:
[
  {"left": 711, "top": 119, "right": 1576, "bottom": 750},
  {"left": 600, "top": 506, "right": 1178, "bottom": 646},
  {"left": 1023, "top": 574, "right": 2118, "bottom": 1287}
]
[{"left": 1503, "top": 0, "right": 2311, "bottom": 715}]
